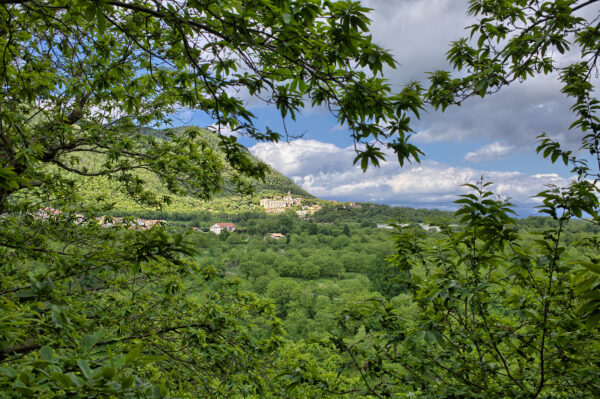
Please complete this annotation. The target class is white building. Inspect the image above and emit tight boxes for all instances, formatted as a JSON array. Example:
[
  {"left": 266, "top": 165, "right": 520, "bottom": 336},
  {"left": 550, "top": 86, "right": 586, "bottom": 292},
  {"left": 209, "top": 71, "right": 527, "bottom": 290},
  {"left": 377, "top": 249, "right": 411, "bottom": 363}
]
[
  {"left": 260, "top": 191, "right": 302, "bottom": 211},
  {"left": 210, "top": 223, "right": 236, "bottom": 234}
]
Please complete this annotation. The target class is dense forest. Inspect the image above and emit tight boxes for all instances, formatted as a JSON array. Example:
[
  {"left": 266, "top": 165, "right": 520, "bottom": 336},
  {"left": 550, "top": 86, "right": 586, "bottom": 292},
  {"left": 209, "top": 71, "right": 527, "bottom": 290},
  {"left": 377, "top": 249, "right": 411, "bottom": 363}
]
[{"left": 1, "top": 0, "right": 600, "bottom": 398}]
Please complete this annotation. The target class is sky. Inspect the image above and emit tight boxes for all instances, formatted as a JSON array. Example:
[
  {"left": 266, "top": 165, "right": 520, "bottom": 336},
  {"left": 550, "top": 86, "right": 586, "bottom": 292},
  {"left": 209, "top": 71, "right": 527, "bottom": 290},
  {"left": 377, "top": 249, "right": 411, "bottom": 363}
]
[{"left": 177, "top": 0, "right": 598, "bottom": 215}]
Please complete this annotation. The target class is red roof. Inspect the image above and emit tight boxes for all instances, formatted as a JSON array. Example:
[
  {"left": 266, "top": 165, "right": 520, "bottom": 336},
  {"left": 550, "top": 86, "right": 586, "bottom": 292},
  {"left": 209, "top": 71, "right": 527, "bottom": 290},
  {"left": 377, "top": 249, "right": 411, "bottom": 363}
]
[{"left": 215, "top": 223, "right": 235, "bottom": 228}]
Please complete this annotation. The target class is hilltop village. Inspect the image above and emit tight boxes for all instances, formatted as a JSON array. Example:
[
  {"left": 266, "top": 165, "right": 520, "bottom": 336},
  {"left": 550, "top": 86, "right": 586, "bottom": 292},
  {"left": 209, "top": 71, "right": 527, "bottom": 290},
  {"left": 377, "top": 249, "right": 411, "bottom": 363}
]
[{"left": 259, "top": 191, "right": 322, "bottom": 216}]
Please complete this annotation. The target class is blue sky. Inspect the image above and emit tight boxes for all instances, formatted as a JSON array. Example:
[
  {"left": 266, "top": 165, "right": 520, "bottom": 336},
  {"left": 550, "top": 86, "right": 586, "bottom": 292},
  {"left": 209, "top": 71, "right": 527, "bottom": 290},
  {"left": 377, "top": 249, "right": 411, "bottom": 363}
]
[{"left": 175, "top": 0, "right": 597, "bottom": 215}]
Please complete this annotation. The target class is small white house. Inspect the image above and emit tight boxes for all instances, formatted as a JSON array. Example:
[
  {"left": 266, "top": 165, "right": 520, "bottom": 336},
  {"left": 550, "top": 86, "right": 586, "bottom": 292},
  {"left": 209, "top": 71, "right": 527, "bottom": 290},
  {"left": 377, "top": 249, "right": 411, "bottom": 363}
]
[
  {"left": 270, "top": 233, "right": 285, "bottom": 239},
  {"left": 210, "top": 223, "right": 236, "bottom": 234}
]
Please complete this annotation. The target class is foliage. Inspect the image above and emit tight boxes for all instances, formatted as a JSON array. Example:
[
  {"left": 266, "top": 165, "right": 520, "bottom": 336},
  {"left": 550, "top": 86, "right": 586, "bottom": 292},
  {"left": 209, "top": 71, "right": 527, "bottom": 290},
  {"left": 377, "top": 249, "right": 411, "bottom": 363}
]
[
  {"left": 0, "top": 0, "right": 423, "bottom": 212},
  {"left": 332, "top": 1, "right": 600, "bottom": 396},
  {"left": 0, "top": 0, "right": 418, "bottom": 397},
  {"left": 0, "top": 218, "right": 286, "bottom": 397},
  {"left": 425, "top": 0, "right": 600, "bottom": 332},
  {"left": 65, "top": 126, "right": 314, "bottom": 216},
  {"left": 2, "top": 0, "right": 600, "bottom": 397},
  {"left": 427, "top": 0, "right": 599, "bottom": 109},
  {"left": 334, "top": 180, "right": 600, "bottom": 397},
  {"left": 312, "top": 202, "right": 453, "bottom": 225}
]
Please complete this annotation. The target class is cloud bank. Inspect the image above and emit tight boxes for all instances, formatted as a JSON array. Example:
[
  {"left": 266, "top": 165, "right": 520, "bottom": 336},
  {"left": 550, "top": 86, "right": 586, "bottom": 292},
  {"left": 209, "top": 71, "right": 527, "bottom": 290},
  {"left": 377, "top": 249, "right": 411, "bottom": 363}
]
[{"left": 250, "top": 140, "right": 571, "bottom": 214}]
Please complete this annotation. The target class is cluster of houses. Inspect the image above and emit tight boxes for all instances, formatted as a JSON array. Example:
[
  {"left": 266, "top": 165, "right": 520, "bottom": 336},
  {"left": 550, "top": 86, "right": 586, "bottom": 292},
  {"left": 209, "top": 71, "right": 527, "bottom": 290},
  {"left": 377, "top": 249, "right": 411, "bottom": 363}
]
[
  {"left": 34, "top": 207, "right": 165, "bottom": 230},
  {"left": 96, "top": 216, "right": 165, "bottom": 230},
  {"left": 259, "top": 191, "right": 322, "bottom": 217},
  {"left": 295, "top": 204, "right": 322, "bottom": 217}
]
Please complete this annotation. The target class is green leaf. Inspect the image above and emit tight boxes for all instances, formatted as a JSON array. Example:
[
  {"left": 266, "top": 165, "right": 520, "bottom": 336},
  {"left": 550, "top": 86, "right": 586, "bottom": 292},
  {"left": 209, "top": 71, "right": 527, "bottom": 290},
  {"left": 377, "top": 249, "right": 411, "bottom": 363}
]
[
  {"left": 51, "top": 372, "right": 74, "bottom": 388},
  {"left": 14, "top": 289, "right": 37, "bottom": 298},
  {"left": 0, "top": 368, "right": 17, "bottom": 378},
  {"left": 101, "top": 366, "right": 116, "bottom": 380},
  {"left": 39, "top": 345, "right": 53, "bottom": 362},
  {"left": 152, "top": 385, "right": 162, "bottom": 398},
  {"left": 84, "top": 5, "right": 96, "bottom": 22},
  {"left": 585, "top": 310, "right": 600, "bottom": 329},
  {"left": 580, "top": 262, "right": 600, "bottom": 274},
  {"left": 121, "top": 375, "right": 134, "bottom": 388},
  {"left": 77, "top": 359, "right": 93, "bottom": 381},
  {"left": 97, "top": 10, "right": 107, "bottom": 34},
  {"left": 81, "top": 330, "right": 104, "bottom": 352},
  {"left": 123, "top": 344, "right": 143, "bottom": 367},
  {"left": 13, "top": 379, "right": 34, "bottom": 397}
]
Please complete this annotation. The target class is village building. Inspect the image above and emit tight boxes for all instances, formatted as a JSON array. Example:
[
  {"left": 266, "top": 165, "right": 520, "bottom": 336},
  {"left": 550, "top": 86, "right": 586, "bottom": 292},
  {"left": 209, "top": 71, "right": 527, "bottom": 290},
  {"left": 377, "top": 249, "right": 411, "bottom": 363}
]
[
  {"left": 270, "top": 233, "right": 285, "bottom": 239},
  {"left": 31, "top": 208, "right": 164, "bottom": 230},
  {"left": 376, "top": 224, "right": 394, "bottom": 230},
  {"left": 139, "top": 219, "right": 164, "bottom": 229},
  {"left": 210, "top": 222, "right": 236, "bottom": 234},
  {"left": 259, "top": 191, "right": 303, "bottom": 213},
  {"left": 259, "top": 198, "right": 289, "bottom": 209},
  {"left": 35, "top": 207, "right": 62, "bottom": 220}
]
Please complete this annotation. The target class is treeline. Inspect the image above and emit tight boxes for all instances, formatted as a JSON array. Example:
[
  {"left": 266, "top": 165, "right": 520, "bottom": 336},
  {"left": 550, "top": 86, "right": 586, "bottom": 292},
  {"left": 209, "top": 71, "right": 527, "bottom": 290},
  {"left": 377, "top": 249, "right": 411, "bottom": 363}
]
[{"left": 312, "top": 202, "right": 454, "bottom": 225}]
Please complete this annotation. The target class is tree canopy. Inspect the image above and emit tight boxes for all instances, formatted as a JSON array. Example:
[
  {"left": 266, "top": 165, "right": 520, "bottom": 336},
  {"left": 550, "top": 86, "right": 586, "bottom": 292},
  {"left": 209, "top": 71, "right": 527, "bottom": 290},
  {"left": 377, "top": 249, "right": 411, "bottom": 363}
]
[
  {"left": 333, "top": 1, "right": 600, "bottom": 397},
  {"left": 0, "top": 0, "right": 421, "bottom": 397},
  {"left": 426, "top": 0, "right": 600, "bottom": 329},
  {"left": 0, "top": 0, "right": 423, "bottom": 211},
  {"left": 1, "top": 0, "right": 600, "bottom": 398}
]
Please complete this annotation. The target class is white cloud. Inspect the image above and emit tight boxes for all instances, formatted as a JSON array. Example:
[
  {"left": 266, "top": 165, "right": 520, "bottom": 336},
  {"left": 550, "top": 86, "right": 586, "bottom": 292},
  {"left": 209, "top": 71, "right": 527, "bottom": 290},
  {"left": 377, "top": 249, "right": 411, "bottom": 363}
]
[
  {"left": 408, "top": 75, "right": 577, "bottom": 148},
  {"left": 329, "top": 124, "right": 347, "bottom": 133},
  {"left": 174, "top": 109, "right": 194, "bottom": 124},
  {"left": 250, "top": 140, "right": 353, "bottom": 176},
  {"left": 364, "top": 0, "right": 471, "bottom": 82},
  {"left": 249, "top": 139, "right": 573, "bottom": 214},
  {"left": 464, "top": 142, "right": 515, "bottom": 162}
]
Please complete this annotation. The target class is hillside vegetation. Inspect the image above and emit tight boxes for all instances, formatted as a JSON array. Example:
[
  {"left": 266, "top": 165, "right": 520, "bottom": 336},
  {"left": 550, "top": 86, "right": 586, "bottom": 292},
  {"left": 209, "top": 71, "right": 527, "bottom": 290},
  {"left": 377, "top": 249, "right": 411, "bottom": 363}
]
[
  {"left": 3, "top": 1, "right": 600, "bottom": 397},
  {"left": 67, "top": 127, "right": 314, "bottom": 215}
]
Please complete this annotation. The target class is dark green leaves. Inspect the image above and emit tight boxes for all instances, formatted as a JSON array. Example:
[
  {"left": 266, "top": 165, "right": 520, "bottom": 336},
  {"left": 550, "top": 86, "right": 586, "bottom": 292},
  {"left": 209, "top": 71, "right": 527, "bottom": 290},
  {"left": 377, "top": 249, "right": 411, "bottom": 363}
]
[
  {"left": 77, "top": 360, "right": 93, "bottom": 381},
  {"left": 353, "top": 144, "right": 385, "bottom": 172},
  {"left": 341, "top": 177, "right": 600, "bottom": 397},
  {"left": 81, "top": 330, "right": 104, "bottom": 353}
]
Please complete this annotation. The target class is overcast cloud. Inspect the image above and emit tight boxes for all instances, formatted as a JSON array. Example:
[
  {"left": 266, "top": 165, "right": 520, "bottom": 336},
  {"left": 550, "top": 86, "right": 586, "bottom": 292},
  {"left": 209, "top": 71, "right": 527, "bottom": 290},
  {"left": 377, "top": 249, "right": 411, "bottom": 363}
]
[{"left": 365, "top": 0, "right": 582, "bottom": 149}]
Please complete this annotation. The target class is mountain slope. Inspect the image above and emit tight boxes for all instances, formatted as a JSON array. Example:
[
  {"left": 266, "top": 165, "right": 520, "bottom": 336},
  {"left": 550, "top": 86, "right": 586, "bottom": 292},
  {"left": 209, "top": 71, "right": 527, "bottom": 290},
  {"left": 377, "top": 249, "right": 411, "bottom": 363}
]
[{"left": 70, "top": 126, "right": 314, "bottom": 216}]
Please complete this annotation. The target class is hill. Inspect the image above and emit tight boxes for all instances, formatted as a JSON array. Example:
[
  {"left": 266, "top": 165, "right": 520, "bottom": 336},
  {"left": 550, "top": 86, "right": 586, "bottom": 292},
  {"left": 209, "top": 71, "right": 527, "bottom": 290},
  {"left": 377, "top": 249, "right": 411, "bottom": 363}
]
[
  {"left": 144, "top": 127, "right": 314, "bottom": 198},
  {"left": 64, "top": 126, "right": 460, "bottom": 225},
  {"left": 67, "top": 126, "right": 314, "bottom": 217}
]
